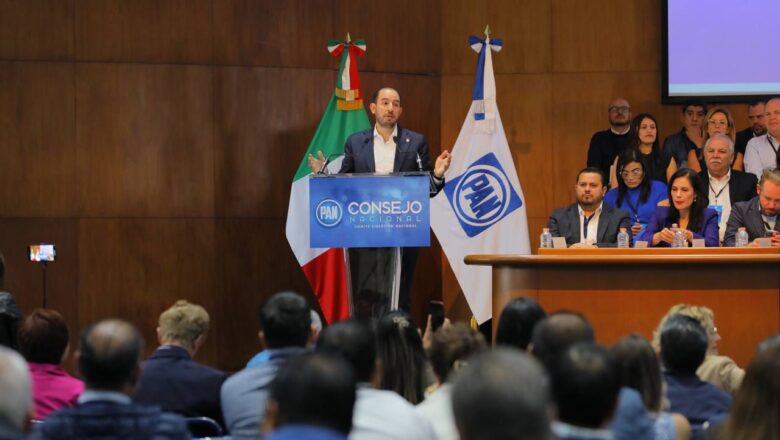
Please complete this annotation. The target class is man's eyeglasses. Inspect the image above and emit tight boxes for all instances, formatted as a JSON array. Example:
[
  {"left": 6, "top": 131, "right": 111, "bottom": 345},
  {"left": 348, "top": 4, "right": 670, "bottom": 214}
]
[
  {"left": 620, "top": 169, "right": 643, "bottom": 178},
  {"left": 609, "top": 106, "right": 630, "bottom": 114}
]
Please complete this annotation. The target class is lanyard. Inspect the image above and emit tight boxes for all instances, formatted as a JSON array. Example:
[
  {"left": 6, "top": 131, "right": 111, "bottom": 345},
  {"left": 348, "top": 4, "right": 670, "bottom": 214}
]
[
  {"left": 708, "top": 176, "right": 730, "bottom": 202},
  {"left": 583, "top": 213, "right": 595, "bottom": 239},
  {"left": 768, "top": 136, "right": 778, "bottom": 154},
  {"left": 623, "top": 192, "right": 640, "bottom": 219}
]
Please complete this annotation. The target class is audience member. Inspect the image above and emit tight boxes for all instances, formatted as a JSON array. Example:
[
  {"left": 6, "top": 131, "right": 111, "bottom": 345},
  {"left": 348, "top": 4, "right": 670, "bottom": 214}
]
[
  {"left": 38, "top": 319, "right": 190, "bottom": 439},
  {"left": 133, "top": 300, "right": 226, "bottom": 427},
  {"left": 756, "top": 332, "right": 780, "bottom": 352},
  {"left": 611, "top": 334, "right": 691, "bottom": 440},
  {"left": 688, "top": 106, "right": 736, "bottom": 173},
  {"left": 451, "top": 348, "right": 550, "bottom": 440},
  {"left": 587, "top": 98, "right": 634, "bottom": 179},
  {"left": 605, "top": 148, "right": 668, "bottom": 238},
  {"left": 548, "top": 167, "right": 632, "bottom": 248},
  {"left": 717, "top": 345, "right": 780, "bottom": 440},
  {"left": 262, "top": 352, "right": 356, "bottom": 440},
  {"left": 733, "top": 101, "right": 767, "bottom": 171},
  {"left": 0, "top": 252, "right": 22, "bottom": 350},
  {"left": 416, "top": 323, "right": 486, "bottom": 440},
  {"left": 652, "top": 304, "right": 744, "bottom": 394},
  {"left": 221, "top": 291, "right": 312, "bottom": 440},
  {"left": 317, "top": 319, "right": 434, "bottom": 440},
  {"left": 247, "top": 308, "right": 322, "bottom": 368},
  {"left": 495, "top": 297, "right": 546, "bottom": 351},
  {"left": 698, "top": 133, "right": 758, "bottom": 243},
  {"left": 529, "top": 310, "right": 594, "bottom": 369},
  {"left": 659, "top": 315, "right": 731, "bottom": 439},
  {"left": 549, "top": 342, "right": 620, "bottom": 440},
  {"left": 744, "top": 97, "right": 780, "bottom": 178},
  {"left": 610, "top": 113, "right": 675, "bottom": 187},
  {"left": 375, "top": 311, "right": 428, "bottom": 404},
  {"left": 640, "top": 168, "right": 719, "bottom": 247},
  {"left": 663, "top": 99, "right": 707, "bottom": 169},
  {"left": 723, "top": 169, "right": 780, "bottom": 246},
  {"left": 17, "top": 309, "right": 84, "bottom": 419},
  {"left": 0, "top": 346, "right": 32, "bottom": 440}
]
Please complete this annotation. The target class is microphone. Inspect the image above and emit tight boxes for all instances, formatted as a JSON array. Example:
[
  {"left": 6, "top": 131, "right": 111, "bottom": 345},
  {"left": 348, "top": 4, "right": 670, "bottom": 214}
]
[
  {"left": 416, "top": 152, "right": 424, "bottom": 172},
  {"left": 318, "top": 153, "right": 343, "bottom": 174}
]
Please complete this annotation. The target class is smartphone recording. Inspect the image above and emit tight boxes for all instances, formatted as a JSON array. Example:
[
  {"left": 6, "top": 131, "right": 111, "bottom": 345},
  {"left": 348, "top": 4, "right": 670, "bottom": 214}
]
[{"left": 29, "top": 244, "right": 56, "bottom": 262}]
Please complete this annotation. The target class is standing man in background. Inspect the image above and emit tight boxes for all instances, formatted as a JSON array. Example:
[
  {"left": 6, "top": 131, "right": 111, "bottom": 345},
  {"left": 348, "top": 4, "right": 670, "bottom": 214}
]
[
  {"left": 734, "top": 101, "right": 767, "bottom": 171},
  {"left": 663, "top": 99, "right": 707, "bottom": 170},
  {"left": 587, "top": 98, "right": 633, "bottom": 181}
]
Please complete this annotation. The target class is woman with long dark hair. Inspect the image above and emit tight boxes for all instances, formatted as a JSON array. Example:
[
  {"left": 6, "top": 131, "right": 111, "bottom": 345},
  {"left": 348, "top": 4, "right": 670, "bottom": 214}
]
[
  {"left": 611, "top": 334, "right": 691, "bottom": 440},
  {"left": 375, "top": 311, "right": 429, "bottom": 404},
  {"left": 610, "top": 113, "right": 677, "bottom": 187},
  {"left": 495, "top": 297, "right": 546, "bottom": 351},
  {"left": 639, "top": 168, "right": 719, "bottom": 247},
  {"left": 604, "top": 148, "right": 668, "bottom": 237}
]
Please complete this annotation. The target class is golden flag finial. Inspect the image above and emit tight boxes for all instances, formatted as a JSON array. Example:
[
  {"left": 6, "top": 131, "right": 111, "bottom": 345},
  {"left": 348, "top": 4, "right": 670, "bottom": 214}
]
[
  {"left": 346, "top": 32, "right": 351, "bottom": 43},
  {"left": 484, "top": 25, "right": 491, "bottom": 38}
]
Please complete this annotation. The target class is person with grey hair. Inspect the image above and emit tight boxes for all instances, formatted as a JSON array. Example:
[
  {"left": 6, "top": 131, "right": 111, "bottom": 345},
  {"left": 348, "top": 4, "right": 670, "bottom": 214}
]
[
  {"left": 451, "top": 348, "right": 550, "bottom": 440},
  {"left": 723, "top": 169, "right": 780, "bottom": 246},
  {"left": 0, "top": 346, "right": 32, "bottom": 439},
  {"left": 744, "top": 97, "right": 780, "bottom": 178},
  {"left": 698, "top": 133, "right": 758, "bottom": 243},
  {"left": 133, "top": 300, "right": 226, "bottom": 428},
  {"left": 38, "top": 319, "right": 190, "bottom": 439}
]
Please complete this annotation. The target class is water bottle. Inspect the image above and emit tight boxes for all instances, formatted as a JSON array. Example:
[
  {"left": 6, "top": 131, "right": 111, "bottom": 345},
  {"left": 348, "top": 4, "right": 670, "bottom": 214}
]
[
  {"left": 617, "top": 227, "right": 630, "bottom": 248},
  {"left": 671, "top": 223, "right": 686, "bottom": 248},
  {"left": 735, "top": 227, "right": 749, "bottom": 247},
  {"left": 540, "top": 228, "right": 553, "bottom": 249}
]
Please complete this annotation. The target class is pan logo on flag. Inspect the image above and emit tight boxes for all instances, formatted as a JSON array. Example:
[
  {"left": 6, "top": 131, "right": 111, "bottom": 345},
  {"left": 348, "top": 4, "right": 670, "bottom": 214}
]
[
  {"left": 444, "top": 153, "right": 522, "bottom": 237},
  {"left": 315, "top": 199, "right": 343, "bottom": 227}
]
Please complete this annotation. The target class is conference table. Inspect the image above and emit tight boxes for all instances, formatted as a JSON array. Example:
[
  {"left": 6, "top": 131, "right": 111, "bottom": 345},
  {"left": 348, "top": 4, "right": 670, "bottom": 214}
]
[{"left": 464, "top": 248, "right": 780, "bottom": 366}]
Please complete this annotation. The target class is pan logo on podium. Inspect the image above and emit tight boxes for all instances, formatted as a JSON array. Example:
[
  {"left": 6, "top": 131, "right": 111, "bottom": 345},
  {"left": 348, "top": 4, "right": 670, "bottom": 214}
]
[
  {"left": 310, "top": 174, "right": 430, "bottom": 248},
  {"left": 444, "top": 152, "right": 522, "bottom": 238},
  {"left": 314, "top": 199, "right": 343, "bottom": 227}
]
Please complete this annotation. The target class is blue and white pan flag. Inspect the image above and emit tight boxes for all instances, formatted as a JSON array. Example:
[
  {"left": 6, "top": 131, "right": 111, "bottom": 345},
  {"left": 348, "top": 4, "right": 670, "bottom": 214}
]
[{"left": 431, "top": 35, "right": 531, "bottom": 324}]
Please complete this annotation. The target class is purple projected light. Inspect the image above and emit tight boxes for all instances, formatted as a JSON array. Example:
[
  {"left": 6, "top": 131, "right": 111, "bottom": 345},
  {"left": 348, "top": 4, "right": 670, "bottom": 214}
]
[{"left": 668, "top": 0, "right": 780, "bottom": 96}]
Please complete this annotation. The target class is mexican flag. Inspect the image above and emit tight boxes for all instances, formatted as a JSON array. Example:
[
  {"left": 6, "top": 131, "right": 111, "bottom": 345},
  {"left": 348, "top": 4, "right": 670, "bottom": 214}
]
[{"left": 285, "top": 37, "right": 370, "bottom": 324}]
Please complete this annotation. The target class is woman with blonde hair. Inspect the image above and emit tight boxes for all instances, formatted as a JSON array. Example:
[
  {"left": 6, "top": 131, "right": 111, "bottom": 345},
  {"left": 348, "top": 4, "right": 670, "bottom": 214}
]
[
  {"left": 652, "top": 304, "right": 744, "bottom": 393},
  {"left": 688, "top": 106, "right": 737, "bottom": 172}
]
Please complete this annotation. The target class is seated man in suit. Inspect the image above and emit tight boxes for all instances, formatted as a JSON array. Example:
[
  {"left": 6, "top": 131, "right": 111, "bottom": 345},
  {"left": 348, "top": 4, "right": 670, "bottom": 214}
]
[
  {"left": 698, "top": 133, "right": 758, "bottom": 243},
  {"left": 39, "top": 319, "right": 190, "bottom": 439},
  {"left": 133, "top": 300, "right": 226, "bottom": 428},
  {"left": 548, "top": 167, "right": 632, "bottom": 248},
  {"left": 308, "top": 87, "right": 452, "bottom": 312},
  {"left": 723, "top": 169, "right": 780, "bottom": 247}
]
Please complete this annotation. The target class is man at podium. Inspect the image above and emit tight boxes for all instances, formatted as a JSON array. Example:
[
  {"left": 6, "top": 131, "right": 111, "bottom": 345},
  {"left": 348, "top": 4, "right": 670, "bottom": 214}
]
[{"left": 309, "top": 87, "right": 452, "bottom": 312}]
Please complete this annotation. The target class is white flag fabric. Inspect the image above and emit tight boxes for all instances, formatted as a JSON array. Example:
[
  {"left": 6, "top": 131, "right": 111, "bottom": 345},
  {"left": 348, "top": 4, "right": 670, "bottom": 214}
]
[{"left": 431, "top": 35, "right": 531, "bottom": 324}]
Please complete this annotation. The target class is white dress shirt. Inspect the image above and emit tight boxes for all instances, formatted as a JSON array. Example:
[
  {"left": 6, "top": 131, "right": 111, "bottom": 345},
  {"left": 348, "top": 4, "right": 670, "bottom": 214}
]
[
  {"left": 707, "top": 170, "right": 731, "bottom": 243},
  {"left": 744, "top": 133, "right": 779, "bottom": 179},
  {"left": 373, "top": 125, "right": 398, "bottom": 174},
  {"left": 578, "top": 202, "right": 603, "bottom": 244}
]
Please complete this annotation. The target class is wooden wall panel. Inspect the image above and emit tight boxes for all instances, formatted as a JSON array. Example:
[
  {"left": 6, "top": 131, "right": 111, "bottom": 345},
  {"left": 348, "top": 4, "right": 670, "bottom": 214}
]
[
  {"left": 214, "top": 67, "right": 333, "bottom": 217},
  {"left": 0, "top": 62, "right": 77, "bottom": 217},
  {"left": 76, "top": 63, "right": 214, "bottom": 217},
  {"left": 213, "top": 0, "right": 336, "bottom": 68},
  {"left": 551, "top": 71, "right": 662, "bottom": 208},
  {"left": 77, "top": 219, "right": 218, "bottom": 366},
  {"left": 75, "top": 0, "right": 212, "bottom": 64},
  {"left": 552, "top": 0, "right": 660, "bottom": 72},
  {"left": 0, "top": 0, "right": 74, "bottom": 60},
  {"left": 0, "top": 218, "right": 78, "bottom": 331},
  {"left": 334, "top": 0, "right": 440, "bottom": 74},
  {"left": 214, "top": 218, "right": 313, "bottom": 371},
  {"left": 441, "top": 0, "right": 551, "bottom": 75}
]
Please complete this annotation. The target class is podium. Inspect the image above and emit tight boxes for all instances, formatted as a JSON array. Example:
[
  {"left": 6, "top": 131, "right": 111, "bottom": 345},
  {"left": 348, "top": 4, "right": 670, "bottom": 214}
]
[{"left": 310, "top": 172, "right": 430, "bottom": 320}]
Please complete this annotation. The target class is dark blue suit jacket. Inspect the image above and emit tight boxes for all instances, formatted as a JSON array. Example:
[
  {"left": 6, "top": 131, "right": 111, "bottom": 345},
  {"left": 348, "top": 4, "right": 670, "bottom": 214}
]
[
  {"left": 339, "top": 126, "right": 444, "bottom": 195},
  {"left": 133, "top": 345, "right": 226, "bottom": 428},
  {"left": 547, "top": 203, "right": 633, "bottom": 247},
  {"left": 639, "top": 206, "right": 719, "bottom": 247},
  {"left": 38, "top": 400, "right": 190, "bottom": 439}
]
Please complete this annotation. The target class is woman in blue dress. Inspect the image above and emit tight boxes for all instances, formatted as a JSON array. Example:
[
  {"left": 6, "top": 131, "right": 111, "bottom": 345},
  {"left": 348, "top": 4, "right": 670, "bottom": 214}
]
[{"left": 604, "top": 148, "right": 668, "bottom": 238}]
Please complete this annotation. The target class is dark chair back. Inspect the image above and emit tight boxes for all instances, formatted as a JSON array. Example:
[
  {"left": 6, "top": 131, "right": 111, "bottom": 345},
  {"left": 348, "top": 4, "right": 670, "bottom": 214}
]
[{"left": 185, "top": 416, "right": 223, "bottom": 438}]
